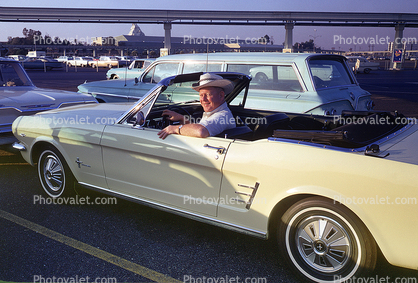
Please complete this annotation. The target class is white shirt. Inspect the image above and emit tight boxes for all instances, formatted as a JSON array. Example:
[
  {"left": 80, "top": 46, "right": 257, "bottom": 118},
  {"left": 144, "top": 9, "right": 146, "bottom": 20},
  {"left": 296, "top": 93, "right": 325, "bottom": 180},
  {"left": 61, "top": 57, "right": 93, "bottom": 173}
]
[{"left": 199, "top": 102, "right": 236, "bottom": 136}]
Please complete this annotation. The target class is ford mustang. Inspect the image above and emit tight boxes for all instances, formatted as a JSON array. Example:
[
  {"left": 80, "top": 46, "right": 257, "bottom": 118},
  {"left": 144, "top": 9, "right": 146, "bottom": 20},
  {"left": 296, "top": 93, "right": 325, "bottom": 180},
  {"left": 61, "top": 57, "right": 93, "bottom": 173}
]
[{"left": 12, "top": 72, "right": 418, "bottom": 282}]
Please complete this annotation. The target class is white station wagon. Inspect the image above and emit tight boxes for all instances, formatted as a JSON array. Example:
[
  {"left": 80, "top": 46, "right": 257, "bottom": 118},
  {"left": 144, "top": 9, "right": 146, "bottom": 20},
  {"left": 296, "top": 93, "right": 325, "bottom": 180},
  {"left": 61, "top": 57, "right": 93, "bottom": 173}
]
[{"left": 78, "top": 53, "right": 374, "bottom": 115}]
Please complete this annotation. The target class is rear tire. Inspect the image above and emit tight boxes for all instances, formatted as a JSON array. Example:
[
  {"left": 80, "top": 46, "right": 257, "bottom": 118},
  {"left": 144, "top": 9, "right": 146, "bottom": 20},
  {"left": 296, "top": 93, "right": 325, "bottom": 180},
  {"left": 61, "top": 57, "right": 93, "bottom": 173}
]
[
  {"left": 277, "top": 197, "right": 377, "bottom": 282},
  {"left": 38, "top": 147, "right": 76, "bottom": 198}
]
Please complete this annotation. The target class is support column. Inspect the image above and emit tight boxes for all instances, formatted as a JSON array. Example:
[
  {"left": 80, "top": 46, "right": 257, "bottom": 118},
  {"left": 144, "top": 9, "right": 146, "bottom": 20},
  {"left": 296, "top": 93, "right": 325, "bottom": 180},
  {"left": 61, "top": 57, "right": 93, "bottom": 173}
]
[
  {"left": 391, "top": 23, "right": 405, "bottom": 69},
  {"left": 164, "top": 22, "right": 172, "bottom": 55},
  {"left": 284, "top": 22, "right": 294, "bottom": 52}
]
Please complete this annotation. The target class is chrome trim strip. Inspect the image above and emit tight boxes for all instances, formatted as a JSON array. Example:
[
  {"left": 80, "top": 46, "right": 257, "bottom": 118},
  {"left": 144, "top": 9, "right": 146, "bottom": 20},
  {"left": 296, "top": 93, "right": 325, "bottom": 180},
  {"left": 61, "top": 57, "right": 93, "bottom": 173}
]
[
  {"left": 78, "top": 182, "right": 267, "bottom": 239},
  {"left": 0, "top": 106, "right": 24, "bottom": 113},
  {"left": 0, "top": 100, "right": 96, "bottom": 113}
]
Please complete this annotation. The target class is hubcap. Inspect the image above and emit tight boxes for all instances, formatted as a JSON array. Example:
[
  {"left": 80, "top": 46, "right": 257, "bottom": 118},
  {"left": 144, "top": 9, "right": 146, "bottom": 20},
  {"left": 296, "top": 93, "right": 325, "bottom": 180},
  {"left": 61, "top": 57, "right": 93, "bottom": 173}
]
[
  {"left": 296, "top": 216, "right": 351, "bottom": 273},
  {"left": 43, "top": 155, "right": 63, "bottom": 192}
]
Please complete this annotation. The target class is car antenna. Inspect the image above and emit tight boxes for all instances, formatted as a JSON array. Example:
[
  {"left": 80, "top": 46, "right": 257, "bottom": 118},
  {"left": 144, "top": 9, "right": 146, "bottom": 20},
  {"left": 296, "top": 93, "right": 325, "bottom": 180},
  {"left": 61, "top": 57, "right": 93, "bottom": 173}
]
[
  {"left": 124, "top": 61, "right": 128, "bottom": 87},
  {"left": 206, "top": 42, "right": 209, "bottom": 72}
]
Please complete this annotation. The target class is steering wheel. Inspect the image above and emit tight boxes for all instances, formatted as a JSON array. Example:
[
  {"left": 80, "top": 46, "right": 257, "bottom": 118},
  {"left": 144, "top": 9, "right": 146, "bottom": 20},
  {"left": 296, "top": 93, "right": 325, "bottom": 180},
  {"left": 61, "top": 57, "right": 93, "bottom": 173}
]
[{"left": 161, "top": 106, "right": 192, "bottom": 129}]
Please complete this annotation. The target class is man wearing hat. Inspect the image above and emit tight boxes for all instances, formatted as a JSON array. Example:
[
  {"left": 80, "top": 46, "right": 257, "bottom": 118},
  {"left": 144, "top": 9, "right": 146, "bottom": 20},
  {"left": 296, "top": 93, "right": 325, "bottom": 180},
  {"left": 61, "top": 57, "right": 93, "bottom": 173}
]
[{"left": 157, "top": 73, "right": 236, "bottom": 140}]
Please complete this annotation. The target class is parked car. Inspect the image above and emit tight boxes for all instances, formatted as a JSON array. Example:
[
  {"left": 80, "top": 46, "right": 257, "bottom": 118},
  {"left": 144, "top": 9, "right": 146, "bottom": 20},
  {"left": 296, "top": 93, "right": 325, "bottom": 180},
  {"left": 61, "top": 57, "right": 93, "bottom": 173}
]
[
  {"left": 8, "top": 55, "right": 26, "bottom": 61},
  {"left": 115, "top": 56, "right": 131, "bottom": 67},
  {"left": 21, "top": 57, "right": 64, "bottom": 70},
  {"left": 78, "top": 53, "right": 374, "bottom": 115},
  {"left": 346, "top": 56, "right": 380, "bottom": 74},
  {"left": 13, "top": 72, "right": 418, "bottom": 283},
  {"left": 66, "top": 56, "right": 93, "bottom": 67},
  {"left": 0, "top": 57, "right": 97, "bottom": 145},
  {"left": 56, "top": 56, "right": 73, "bottom": 63},
  {"left": 106, "top": 59, "right": 155, "bottom": 80},
  {"left": 89, "top": 56, "right": 120, "bottom": 68}
]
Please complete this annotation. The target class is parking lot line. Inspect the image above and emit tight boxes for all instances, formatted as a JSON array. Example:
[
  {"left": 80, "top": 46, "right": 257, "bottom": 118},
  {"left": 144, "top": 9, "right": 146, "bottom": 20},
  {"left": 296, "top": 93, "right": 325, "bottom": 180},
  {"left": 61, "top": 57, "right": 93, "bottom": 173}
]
[{"left": 0, "top": 209, "right": 182, "bottom": 283}]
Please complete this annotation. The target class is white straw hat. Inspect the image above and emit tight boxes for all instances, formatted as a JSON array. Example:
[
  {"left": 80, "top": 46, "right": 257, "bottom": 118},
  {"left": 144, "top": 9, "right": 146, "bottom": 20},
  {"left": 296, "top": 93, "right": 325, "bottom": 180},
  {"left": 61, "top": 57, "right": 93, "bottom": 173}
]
[{"left": 192, "top": 73, "right": 234, "bottom": 94}]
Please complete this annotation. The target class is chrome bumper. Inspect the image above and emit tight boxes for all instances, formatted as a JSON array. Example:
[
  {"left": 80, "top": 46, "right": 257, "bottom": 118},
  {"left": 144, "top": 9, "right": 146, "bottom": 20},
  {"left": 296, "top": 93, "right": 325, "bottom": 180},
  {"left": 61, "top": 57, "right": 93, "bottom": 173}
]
[{"left": 12, "top": 142, "right": 27, "bottom": 151}]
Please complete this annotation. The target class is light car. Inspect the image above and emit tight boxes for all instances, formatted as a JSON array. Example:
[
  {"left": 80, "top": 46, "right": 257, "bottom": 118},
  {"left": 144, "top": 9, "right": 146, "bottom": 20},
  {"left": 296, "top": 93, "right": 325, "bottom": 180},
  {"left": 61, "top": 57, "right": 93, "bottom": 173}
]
[
  {"left": 56, "top": 56, "right": 73, "bottom": 63},
  {"left": 106, "top": 59, "right": 155, "bottom": 80},
  {"left": 12, "top": 72, "right": 418, "bottom": 282},
  {"left": 66, "top": 57, "right": 93, "bottom": 67},
  {"left": 89, "top": 56, "right": 120, "bottom": 68},
  {"left": 78, "top": 53, "right": 374, "bottom": 115},
  {"left": 346, "top": 56, "right": 380, "bottom": 74},
  {"left": 0, "top": 57, "right": 97, "bottom": 145}
]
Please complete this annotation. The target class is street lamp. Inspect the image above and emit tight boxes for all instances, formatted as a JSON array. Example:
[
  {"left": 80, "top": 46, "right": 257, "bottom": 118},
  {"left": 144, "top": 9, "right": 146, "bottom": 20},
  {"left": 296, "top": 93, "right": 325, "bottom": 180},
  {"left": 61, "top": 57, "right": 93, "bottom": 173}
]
[{"left": 309, "top": 29, "right": 321, "bottom": 53}]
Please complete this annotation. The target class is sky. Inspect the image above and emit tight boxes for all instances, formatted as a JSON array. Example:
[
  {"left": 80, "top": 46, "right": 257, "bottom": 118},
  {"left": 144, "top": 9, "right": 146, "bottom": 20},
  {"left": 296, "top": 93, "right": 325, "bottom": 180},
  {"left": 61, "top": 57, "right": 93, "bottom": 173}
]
[{"left": 1, "top": 0, "right": 418, "bottom": 51}]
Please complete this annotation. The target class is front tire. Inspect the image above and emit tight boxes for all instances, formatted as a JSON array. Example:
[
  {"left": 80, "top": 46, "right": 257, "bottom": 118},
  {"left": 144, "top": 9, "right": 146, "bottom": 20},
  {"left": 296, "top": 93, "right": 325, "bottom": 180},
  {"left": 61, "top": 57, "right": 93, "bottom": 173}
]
[
  {"left": 38, "top": 148, "right": 76, "bottom": 198},
  {"left": 278, "top": 197, "right": 377, "bottom": 282}
]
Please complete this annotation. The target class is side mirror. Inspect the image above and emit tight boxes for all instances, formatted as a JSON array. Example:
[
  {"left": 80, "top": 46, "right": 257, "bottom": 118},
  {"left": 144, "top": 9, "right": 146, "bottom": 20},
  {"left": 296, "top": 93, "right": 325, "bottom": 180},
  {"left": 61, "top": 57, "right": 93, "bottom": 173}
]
[
  {"left": 132, "top": 111, "right": 145, "bottom": 129},
  {"left": 134, "top": 77, "right": 139, "bottom": 84}
]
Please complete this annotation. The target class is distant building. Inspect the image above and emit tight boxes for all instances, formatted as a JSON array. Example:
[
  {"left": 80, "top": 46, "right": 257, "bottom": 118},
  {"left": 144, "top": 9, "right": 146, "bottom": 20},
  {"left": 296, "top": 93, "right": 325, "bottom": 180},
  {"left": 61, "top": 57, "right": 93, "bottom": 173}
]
[{"left": 115, "top": 24, "right": 283, "bottom": 54}]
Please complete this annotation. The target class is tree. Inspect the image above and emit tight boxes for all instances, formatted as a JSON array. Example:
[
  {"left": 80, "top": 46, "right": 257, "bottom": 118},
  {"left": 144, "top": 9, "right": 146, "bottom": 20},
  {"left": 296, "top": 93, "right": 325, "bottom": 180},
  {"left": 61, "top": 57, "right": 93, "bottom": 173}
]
[
  {"left": 258, "top": 35, "right": 270, "bottom": 45},
  {"left": 293, "top": 39, "right": 320, "bottom": 51}
]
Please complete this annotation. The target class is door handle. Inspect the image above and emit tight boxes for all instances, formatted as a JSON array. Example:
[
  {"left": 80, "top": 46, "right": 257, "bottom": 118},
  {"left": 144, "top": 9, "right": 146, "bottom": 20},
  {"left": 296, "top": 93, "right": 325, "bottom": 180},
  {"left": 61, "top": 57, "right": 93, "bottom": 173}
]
[{"left": 204, "top": 144, "right": 226, "bottom": 154}]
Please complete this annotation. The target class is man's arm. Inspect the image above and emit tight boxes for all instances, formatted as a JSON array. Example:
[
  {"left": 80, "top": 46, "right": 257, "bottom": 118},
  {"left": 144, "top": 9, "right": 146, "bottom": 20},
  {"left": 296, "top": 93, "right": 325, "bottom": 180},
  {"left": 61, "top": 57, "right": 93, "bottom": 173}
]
[
  {"left": 161, "top": 109, "right": 190, "bottom": 124},
  {"left": 157, "top": 123, "right": 209, "bottom": 140}
]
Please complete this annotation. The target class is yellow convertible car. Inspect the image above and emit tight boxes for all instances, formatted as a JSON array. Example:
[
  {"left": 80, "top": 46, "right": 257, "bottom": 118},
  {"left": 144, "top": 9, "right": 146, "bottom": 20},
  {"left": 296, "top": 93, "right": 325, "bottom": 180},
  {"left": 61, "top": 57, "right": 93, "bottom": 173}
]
[{"left": 12, "top": 72, "right": 418, "bottom": 282}]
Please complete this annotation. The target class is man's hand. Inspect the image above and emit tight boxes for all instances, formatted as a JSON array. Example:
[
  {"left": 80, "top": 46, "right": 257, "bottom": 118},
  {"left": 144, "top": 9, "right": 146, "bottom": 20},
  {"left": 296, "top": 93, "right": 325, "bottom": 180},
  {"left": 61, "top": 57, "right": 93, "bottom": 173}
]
[
  {"left": 162, "top": 109, "right": 185, "bottom": 122},
  {"left": 157, "top": 125, "right": 179, "bottom": 140}
]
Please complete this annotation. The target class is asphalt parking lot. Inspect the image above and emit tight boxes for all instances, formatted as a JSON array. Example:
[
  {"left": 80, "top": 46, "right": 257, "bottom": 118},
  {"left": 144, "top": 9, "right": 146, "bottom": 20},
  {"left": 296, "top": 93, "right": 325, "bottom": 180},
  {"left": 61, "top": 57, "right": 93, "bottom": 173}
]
[{"left": 1, "top": 66, "right": 417, "bottom": 283}]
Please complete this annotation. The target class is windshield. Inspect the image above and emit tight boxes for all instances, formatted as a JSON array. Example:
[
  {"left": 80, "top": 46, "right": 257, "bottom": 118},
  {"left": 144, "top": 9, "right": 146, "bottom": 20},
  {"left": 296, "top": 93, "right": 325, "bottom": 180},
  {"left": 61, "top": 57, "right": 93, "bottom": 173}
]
[
  {"left": 121, "top": 73, "right": 249, "bottom": 127},
  {"left": 308, "top": 59, "right": 354, "bottom": 89},
  {"left": 0, "top": 62, "right": 33, "bottom": 87}
]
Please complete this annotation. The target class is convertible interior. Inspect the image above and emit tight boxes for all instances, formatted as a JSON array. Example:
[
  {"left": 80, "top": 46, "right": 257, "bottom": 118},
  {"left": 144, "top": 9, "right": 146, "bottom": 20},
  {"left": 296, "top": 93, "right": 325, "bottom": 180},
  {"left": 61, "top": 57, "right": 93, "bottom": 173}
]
[{"left": 130, "top": 101, "right": 407, "bottom": 149}]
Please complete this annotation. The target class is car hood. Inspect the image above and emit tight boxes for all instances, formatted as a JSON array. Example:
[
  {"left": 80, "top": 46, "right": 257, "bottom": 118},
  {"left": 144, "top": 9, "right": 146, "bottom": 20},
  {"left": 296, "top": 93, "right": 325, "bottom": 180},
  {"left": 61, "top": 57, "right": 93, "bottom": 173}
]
[
  {"left": 31, "top": 102, "right": 131, "bottom": 124},
  {"left": 0, "top": 86, "right": 96, "bottom": 111},
  {"left": 78, "top": 79, "right": 133, "bottom": 93}
]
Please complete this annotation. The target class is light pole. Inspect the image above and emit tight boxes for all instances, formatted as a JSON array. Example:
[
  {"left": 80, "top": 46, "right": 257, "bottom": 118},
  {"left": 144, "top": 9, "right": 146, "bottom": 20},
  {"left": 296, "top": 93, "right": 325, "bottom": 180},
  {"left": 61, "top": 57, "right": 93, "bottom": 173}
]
[{"left": 309, "top": 29, "right": 321, "bottom": 53}]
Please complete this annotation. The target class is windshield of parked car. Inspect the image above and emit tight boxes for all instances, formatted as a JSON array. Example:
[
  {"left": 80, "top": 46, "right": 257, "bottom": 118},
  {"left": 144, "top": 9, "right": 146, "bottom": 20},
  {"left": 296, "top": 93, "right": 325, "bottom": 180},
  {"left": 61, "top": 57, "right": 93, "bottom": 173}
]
[
  {"left": 0, "top": 62, "right": 33, "bottom": 87},
  {"left": 142, "top": 63, "right": 180, "bottom": 84},
  {"left": 308, "top": 59, "right": 354, "bottom": 89}
]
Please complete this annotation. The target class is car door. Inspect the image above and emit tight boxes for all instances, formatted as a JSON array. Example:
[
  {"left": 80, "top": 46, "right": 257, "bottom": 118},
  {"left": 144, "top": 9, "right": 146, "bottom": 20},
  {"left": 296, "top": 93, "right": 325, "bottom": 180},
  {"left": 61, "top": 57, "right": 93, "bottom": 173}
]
[{"left": 100, "top": 124, "right": 232, "bottom": 216}]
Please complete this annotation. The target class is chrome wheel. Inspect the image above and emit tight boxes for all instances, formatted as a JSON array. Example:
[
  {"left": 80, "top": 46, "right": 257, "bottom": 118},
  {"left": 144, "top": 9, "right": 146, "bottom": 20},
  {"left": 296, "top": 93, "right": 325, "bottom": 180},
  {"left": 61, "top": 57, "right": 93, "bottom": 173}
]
[
  {"left": 38, "top": 148, "right": 75, "bottom": 198},
  {"left": 278, "top": 197, "right": 377, "bottom": 282},
  {"left": 293, "top": 214, "right": 351, "bottom": 274}
]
